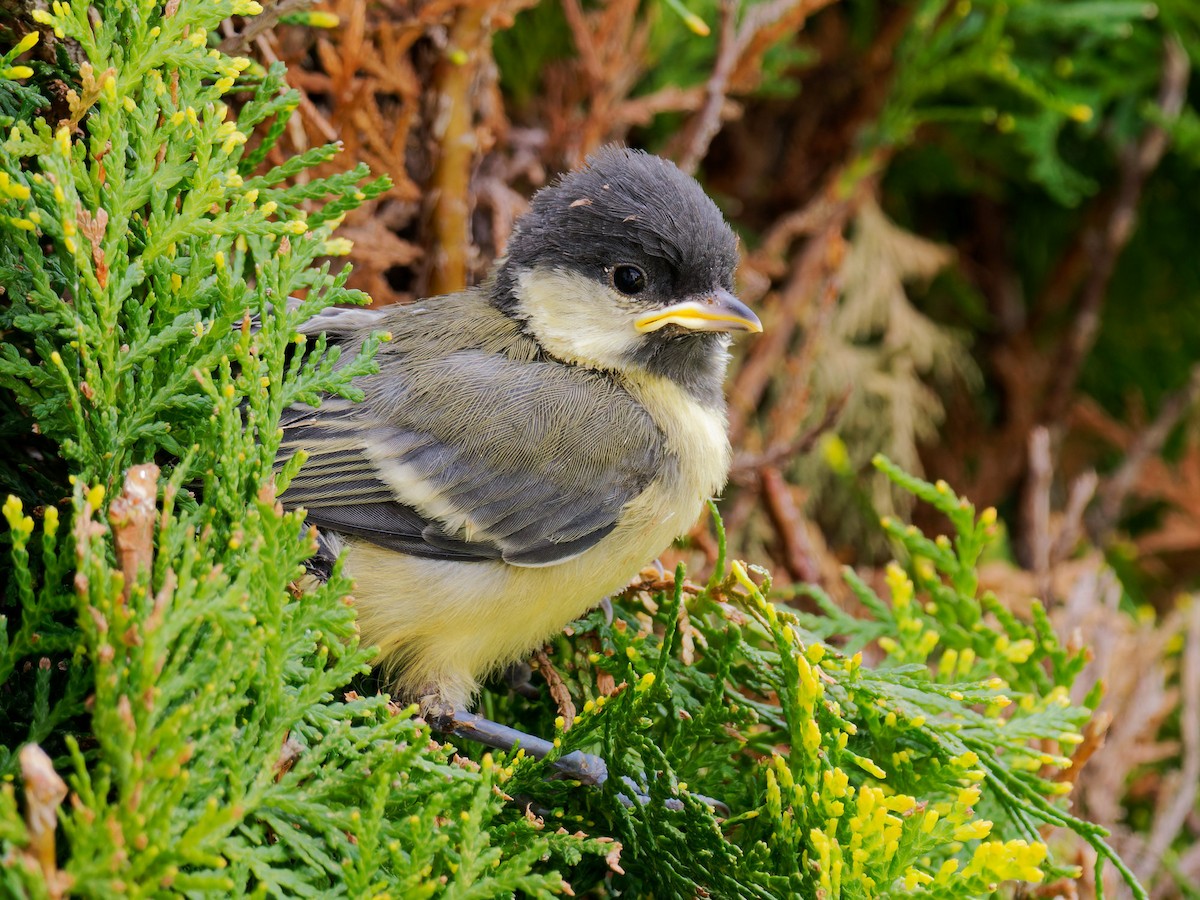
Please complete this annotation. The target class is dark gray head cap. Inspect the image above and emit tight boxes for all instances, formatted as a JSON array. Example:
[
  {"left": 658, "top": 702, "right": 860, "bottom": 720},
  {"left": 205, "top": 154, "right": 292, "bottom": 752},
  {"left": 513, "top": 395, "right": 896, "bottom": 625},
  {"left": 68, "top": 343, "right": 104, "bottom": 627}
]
[{"left": 497, "top": 146, "right": 738, "bottom": 304}]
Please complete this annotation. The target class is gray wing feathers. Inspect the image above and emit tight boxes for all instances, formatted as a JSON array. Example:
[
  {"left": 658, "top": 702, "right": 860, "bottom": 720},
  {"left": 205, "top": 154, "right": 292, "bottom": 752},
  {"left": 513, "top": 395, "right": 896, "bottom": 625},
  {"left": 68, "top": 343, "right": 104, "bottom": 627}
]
[{"left": 279, "top": 299, "right": 665, "bottom": 566}]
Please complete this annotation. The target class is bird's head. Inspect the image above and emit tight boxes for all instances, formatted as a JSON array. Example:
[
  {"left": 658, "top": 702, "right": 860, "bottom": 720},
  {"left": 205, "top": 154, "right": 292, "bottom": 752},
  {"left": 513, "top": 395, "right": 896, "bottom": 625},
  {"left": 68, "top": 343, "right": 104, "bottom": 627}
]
[{"left": 493, "top": 146, "right": 761, "bottom": 402}]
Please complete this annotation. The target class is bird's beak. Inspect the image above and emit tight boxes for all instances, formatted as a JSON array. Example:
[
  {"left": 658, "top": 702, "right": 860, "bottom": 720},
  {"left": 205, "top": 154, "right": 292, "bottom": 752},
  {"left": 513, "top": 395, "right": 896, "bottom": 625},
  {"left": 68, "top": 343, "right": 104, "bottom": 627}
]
[{"left": 634, "top": 289, "right": 763, "bottom": 335}]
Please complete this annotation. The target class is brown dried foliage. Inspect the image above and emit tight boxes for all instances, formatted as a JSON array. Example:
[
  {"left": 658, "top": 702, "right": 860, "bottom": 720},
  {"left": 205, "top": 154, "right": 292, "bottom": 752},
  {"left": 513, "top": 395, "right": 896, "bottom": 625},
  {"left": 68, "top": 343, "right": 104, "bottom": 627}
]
[{"left": 17, "top": 744, "right": 72, "bottom": 899}]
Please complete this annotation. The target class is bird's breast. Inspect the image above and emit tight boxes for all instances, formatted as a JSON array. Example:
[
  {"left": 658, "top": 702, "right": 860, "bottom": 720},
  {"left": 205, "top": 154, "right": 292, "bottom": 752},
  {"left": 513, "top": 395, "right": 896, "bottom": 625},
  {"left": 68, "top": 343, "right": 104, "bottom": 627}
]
[
  {"left": 618, "top": 368, "right": 732, "bottom": 511},
  {"left": 338, "top": 367, "right": 732, "bottom": 710}
]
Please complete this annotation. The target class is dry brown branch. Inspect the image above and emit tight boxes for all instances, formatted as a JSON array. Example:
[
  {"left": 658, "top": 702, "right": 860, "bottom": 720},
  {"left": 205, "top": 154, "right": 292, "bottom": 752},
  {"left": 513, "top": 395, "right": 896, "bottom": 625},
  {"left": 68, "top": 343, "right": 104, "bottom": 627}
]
[
  {"left": 532, "top": 648, "right": 576, "bottom": 729},
  {"left": 252, "top": 2, "right": 516, "bottom": 303},
  {"left": 670, "top": 0, "right": 840, "bottom": 173},
  {"left": 548, "top": 0, "right": 646, "bottom": 161},
  {"left": 1059, "top": 709, "right": 1112, "bottom": 784},
  {"left": 1023, "top": 426, "right": 1052, "bottom": 595},
  {"left": 475, "top": 173, "right": 529, "bottom": 257},
  {"left": 922, "top": 333, "right": 1048, "bottom": 513},
  {"left": 559, "top": 0, "right": 601, "bottom": 87},
  {"left": 764, "top": 261, "right": 841, "bottom": 449},
  {"left": 729, "top": 389, "right": 846, "bottom": 481},
  {"left": 426, "top": 4, "right": 491, "bottom": 296},
  {"left": 1041, "top": 38, "right": 1189, "bottom": 429},
  {"left": 1133, "top": 600, "right": 1200, "bottom": 884},
  {"left": 761, "top": 466, "right": 819, "bottom": 583},
  {"left": 1058, "top": 564, "right": 1184, "bottom": 835},
  {"left": 968, "top": 196, "right": 1025, "bottom": 336},
  {"left": 422, "top": 0, "right": 537, "bottom": 294},
  {"left": 107, "top": 463, "right": 160, "bottom": 603},
  {"left": 930, "top": 38, "right": 1191, "bottom": 519},
  {"left": 19, "top": 743, "right": 71, "bottom": 899},
  {"left": 336, "top": 215, "right": 423, "bottom": 302},
  {"left": 543, "top": 0, "right": 827, "bottom": 166},
  {"left": 757, "top": 197, "right": 839, "bottom": 265},
  {"left": 1067, "top": 398, "right": 1200, "bottom": 585},
  {"left": 1049, "top": 469, "right": 1098, "bottom": 566},
  {"left": 728, "top": 0, "right": 837, "bottom": 92},
  {"left": 1088, "top": 363, "right": 1200, "bottom": 544},
  {"left": 1171, "top": 842, "right": 1200, "bottom": 899},
  {"left": 672, "top": 0, "right": 738, "bottom": 176},
  {"left": 618, "top": 85, "right": 734, "bottom": 129},
  {"left": 219, "top": 0, "right": 315, "bottom": 55},
  {"left": 716, "top": 0, "right": 910, "bottom": 476},
  {"left": 1069, "top": 398, "right": 1136, "bottom": 451},
  {"left": 253, "top": 32, "right": 313, "bottom": 170},
  {"left": 1134, "top": 447, "right": 1200, "bottom": 559},
  {"left": 332, "top": 9, "right": 428, "bottom": 200},
  {"left": 728, "top": 174, "right": 861, "bottom": 445}
]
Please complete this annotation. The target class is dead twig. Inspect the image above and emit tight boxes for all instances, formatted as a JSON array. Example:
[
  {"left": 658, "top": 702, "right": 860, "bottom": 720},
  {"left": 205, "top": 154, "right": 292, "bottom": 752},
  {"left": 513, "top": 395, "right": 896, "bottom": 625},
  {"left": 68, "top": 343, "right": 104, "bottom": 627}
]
[
  {"left": 1134, "top": 601, "right": 1200, "bottom": 883},
  {"left": 950, "top": 36, "right": 1191, "bottom": 520},
  {"left": 728, "top": 181, "right": 860, "bottom": 444},
  {"left": 761, "top": 466, "right": 819, "bottom": 583},
  {"left": 426, "top": 4, "right": 491, "bottom": 295},
  {"left": 20, "top": 744, "right": 72, "bottom": 899},
  {"left": 107, "top": 463, "right": 160, "bottom": 603},
  {"left": 532, "top": 649, "right": 576, "bottom": 729},
  {"left": 673, "top": 0, "right": 738, "bottom": 176},
  {"left": 672, "top": 0, "right": 840, "bottom": 173},
  {"left": 254, "top": 32, "right": 316, "bottom": 168},
  {"left": 545, "top": 0, "right": 646, "bottom": 161},
  {"left": 618, "top": 85, "right": 734, "bottom": 130},
  {"left": 218, "top": 0, "right": 315, "bottom": 55},
  {"left": 1049, "top": 469, "right": 1098, "bottom": 566},
  {"left": 1088, "top": 363, "right": 1200, "bottom": 544},
  {"left": 729, "top": 390, "right": 846, "bottom": 481},
  {"left": 559, "top": 0, "right": 602, "bottom": 87},
  {"left": 1041, "top": 38, "right": 1189, "bottom": 429},
  {"left": 761, "top": 240, "right": 842, "bottom": 446},
  {"left": 1022, "top": 426, "right": 1052, "bottom": 597},
  {"left": 727, "top": 0, "right": 838, "bottom": 93},
  {"left": 1058, "top": 709, "right": 1111, "bottom": 784}
]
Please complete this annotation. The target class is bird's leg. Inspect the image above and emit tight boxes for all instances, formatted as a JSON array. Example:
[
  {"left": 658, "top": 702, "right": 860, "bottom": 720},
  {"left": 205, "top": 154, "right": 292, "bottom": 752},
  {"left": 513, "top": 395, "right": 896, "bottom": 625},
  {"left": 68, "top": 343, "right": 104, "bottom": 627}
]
[
  {"left": 597, "top": 595, "right": 614, "bottom": 626},
  {"left": 428, "top": 707, "right": 654, "bottom": 808},
  {"left": 424, "top": 705, "right": 730, "bottom": 815},
  {"left": 496, "top": 660, "right": 540, "bottom": 699},
  {"left": 425, "top": 706, "right": 611, "bottom": 786}
]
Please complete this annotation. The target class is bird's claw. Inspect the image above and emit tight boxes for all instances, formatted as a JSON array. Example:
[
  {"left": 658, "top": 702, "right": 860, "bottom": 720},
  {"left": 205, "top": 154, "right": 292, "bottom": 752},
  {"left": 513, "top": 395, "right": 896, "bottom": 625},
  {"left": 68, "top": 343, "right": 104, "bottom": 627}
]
[
  {"left": 427, "top": 708, "right": 728, "bottom": 815},
  {"left": 497, "top": 660, "right": 540, "bottom": 698}
]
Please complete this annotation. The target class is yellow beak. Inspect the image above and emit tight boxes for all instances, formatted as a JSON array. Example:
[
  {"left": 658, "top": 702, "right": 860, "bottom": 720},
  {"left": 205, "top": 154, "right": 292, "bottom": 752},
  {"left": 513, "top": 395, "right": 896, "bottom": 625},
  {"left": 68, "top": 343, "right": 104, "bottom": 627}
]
[{"left": 634, "top": 290, "right": 763, "bottom": 335}]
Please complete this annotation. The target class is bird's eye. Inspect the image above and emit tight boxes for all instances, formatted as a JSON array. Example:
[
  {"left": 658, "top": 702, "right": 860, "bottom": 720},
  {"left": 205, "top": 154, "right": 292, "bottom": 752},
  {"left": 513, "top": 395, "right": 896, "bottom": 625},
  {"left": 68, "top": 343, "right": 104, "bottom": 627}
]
[{"left": 612, "top": 264, "right": 647, "bottom": 296}]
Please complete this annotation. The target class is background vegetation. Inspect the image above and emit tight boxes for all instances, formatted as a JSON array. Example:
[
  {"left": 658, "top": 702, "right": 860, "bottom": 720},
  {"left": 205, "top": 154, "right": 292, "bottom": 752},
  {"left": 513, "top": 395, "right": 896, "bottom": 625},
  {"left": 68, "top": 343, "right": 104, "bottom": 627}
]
[{"left": 2, "top": 0, "right": 1199, "bottom": 896}]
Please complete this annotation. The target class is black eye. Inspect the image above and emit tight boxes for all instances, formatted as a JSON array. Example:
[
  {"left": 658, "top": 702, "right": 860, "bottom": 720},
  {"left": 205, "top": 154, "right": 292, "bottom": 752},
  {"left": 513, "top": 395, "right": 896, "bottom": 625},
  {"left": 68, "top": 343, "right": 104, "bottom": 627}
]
[{"left": 612, "top": 264, "right": 647, "bottom": 296}]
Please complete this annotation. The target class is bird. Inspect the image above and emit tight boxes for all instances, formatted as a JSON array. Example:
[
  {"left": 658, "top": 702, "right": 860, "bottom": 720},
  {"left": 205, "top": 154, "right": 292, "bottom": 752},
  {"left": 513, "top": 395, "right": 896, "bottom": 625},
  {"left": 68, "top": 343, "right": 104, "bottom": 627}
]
[{"left": 277, "top": 145, "right": 762, "bottom": 725}]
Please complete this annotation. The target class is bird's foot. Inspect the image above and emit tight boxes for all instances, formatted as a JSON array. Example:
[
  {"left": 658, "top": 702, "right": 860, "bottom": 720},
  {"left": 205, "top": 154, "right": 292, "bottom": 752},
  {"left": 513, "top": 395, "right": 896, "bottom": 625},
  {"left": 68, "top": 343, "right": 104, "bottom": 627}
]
[
  {"left": 496, "top": 660, "right": 540, "bottom": 699},
  {"left": 425, "top": 707, "right": 728, "bottom": 814},
  {"left": 426, "top": 706, "right": 608, "bottom": 784}
]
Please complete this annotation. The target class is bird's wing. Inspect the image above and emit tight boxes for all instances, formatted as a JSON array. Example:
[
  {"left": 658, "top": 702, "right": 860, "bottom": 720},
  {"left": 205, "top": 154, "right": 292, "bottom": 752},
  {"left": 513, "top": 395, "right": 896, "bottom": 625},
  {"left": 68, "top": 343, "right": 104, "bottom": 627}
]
[{"left": 279, "top": 343, "right": 667, "bottom": 567}]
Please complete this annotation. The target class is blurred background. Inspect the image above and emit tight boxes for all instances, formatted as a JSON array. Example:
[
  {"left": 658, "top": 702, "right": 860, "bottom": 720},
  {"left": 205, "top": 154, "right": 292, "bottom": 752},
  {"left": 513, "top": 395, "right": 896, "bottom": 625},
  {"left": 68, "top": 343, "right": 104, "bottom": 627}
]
[{"left": 222, "top": 1, "right": 1200, "bottom": 894}]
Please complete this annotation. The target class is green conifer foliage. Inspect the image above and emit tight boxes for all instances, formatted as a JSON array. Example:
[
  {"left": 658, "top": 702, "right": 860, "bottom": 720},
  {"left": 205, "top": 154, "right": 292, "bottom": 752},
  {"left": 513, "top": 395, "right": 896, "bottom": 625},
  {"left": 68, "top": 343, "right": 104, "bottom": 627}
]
[
  {"left": 0, "top": 0, "right": 605, "bottom": 893},
  {"left": 0, "top": 0, "right": 1146, "bottom": 896}
]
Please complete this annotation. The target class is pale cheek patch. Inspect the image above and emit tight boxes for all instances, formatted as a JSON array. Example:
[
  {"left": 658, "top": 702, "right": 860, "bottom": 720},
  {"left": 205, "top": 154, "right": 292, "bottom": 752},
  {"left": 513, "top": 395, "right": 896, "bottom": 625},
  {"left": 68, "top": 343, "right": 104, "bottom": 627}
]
[{"left": 517, "top": 267, "right": 643, "bottom": 371}]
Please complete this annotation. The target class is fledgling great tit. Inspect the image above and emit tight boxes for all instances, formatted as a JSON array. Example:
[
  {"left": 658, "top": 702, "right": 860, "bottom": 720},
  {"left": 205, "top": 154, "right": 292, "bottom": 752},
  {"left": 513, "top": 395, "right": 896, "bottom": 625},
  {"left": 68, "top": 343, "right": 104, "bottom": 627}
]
[{"left": 278, "top": 145, "right": 762, "bottom": 715}]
